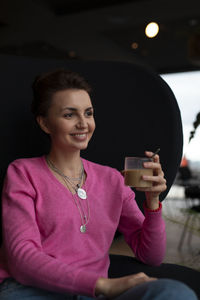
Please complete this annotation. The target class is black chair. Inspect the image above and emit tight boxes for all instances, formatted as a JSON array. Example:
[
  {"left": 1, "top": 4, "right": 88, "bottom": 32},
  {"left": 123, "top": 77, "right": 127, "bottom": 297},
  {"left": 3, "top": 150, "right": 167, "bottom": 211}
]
[
  {"left": 0, "top": 54, "right": 182, "bottom": 210},
  {"left": 109, "top": 254, "right": 200, "bottom": 298},
  {"left": 0, "top": 54, "right": 200, "bottom": 298}
]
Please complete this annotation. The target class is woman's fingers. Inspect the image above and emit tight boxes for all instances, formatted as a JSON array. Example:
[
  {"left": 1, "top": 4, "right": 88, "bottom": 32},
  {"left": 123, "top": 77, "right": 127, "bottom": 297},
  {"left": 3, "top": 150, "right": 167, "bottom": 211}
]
[
  {"left": 127, "top": 272, "right": 157, "bottom": 287},
  {"left": 97, "top": 273, "right": 157, "bottom": 299},
  {"left": 136, "top": 183, "right": 167, "bottom": 193},
  {"left": 145, "top": 151, "right": 160, "bottom": 163},
  {"left": 142, "top": 152, "right": 166, "bottom": 190},
  {"left": 142, "top": 174, "right": 166, "bottom": 184},
  {"left": 143, "top": 162, "right": 162, "bottom": 176},
  {"left": 120, "top": 170, "right": 125, "bottom": 177}
]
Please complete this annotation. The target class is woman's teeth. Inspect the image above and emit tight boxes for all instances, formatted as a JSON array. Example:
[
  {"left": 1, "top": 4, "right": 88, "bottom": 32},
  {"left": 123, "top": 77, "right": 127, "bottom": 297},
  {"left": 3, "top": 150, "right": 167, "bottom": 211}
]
[{"left": 71, "top": 134, "right": 86, "bottom": 137}]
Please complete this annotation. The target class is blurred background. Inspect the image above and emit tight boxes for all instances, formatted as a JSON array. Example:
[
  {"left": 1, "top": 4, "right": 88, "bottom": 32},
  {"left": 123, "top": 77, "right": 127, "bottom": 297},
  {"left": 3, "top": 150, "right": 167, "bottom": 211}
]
[{"left": 0, "top": 0, "right": 200, "bottom": 269}]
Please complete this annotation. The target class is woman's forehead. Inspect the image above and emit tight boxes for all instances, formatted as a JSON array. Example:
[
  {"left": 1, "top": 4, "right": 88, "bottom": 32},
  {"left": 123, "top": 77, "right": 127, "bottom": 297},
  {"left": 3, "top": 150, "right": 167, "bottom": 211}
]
[{"left": 51, "top": 89, "right": 92, "bottom": 109}]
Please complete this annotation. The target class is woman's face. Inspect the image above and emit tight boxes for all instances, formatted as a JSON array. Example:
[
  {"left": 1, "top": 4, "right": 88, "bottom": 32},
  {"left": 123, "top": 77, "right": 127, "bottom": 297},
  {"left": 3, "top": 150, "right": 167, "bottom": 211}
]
[{"left": 38, "top": 89, "right": 96, "bottom": 152}]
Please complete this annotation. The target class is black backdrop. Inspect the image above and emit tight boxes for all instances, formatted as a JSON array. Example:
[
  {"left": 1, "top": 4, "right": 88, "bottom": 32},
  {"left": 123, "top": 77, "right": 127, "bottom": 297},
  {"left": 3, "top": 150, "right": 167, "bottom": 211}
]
[{"left": 0, "top": 54, "right": 183, "bottom": 213}]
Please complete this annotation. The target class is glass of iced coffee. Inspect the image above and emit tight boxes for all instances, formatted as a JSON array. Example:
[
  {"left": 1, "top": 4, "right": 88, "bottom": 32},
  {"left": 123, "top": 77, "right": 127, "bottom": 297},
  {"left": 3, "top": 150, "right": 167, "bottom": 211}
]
[{"left": 124, "top": 157, "right": 153, "bottom": 187}]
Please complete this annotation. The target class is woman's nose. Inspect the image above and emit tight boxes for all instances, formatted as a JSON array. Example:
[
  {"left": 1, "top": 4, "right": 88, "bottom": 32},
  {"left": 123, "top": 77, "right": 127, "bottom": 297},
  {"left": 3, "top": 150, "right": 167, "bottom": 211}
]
[{"left": 76, "top": 116, "right": 87, "bottom": 128}]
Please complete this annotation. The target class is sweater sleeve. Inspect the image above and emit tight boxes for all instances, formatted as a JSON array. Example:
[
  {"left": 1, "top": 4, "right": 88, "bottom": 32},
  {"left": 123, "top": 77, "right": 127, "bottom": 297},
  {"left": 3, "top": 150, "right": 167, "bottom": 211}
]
[
  {"left": 2, "top": 162, "right": 98, "bottom": 296},
  {"left": 118, "top": 192, "right": 166, "bottom": 266}
]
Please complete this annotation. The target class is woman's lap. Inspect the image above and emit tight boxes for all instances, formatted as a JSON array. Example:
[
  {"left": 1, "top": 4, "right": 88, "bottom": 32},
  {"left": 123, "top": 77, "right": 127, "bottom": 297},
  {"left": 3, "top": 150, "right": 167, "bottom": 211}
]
[
  {"left": 114, "top": 279, "right": 197, "bottom": 300},
  {"left": 0, "top": 278, "right": 76, "bottom": 300},
  {"left": 0, "top": 278, "right": 197, "bottom": 300}
]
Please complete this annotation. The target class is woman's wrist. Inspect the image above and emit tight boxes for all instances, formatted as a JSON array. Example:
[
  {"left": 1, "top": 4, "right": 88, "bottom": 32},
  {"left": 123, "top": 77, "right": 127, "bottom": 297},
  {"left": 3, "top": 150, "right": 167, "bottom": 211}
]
[
  {"left": 144, "top": 199, "right": 161, "bottom": 211},
  {"left": 95, "top": 277, "right": 107, "bottom": 296},
  {"left": 144, "top": 195, "right": 160, "bottom": 210}
]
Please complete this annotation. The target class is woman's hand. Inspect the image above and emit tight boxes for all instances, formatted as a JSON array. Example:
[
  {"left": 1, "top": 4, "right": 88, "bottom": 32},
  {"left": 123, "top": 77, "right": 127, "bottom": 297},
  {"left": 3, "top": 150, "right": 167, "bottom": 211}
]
[
  {"left": 136, "top": 151, "right": 167, "bottom": 210},
  {"left": 95, "top": 273, "right": 157, "bottom": 299}
]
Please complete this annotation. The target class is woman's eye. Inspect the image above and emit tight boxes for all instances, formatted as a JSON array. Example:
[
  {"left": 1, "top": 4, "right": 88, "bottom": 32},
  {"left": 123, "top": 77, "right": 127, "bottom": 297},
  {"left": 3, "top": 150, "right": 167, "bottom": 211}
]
[
  {"left": 85, "top": 110, "right": 94, "bottom": 117},
  {"left": 63, "top": 113, "right": 73, "bottom": 118}
]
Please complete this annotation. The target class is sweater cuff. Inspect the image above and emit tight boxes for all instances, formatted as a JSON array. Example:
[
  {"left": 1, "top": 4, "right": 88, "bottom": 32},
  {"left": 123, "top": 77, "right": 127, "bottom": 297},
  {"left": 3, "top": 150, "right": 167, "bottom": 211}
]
[{"left": 143, "top": 201, "right": 162, "bottom": 212}]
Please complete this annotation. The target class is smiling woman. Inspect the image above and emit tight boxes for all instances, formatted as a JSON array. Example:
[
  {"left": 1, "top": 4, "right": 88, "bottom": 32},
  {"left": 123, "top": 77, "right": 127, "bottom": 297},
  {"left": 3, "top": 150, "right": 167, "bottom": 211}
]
[
  {"left": 36, "top": 89, "right": 95, "bottom": 154},
  {"left": 0, "top": 69, "right": 197, "bottom": 300}
]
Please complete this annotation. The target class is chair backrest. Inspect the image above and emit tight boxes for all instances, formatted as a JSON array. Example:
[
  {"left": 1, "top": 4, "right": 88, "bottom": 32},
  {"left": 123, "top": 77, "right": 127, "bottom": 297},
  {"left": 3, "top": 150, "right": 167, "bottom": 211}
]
[{"left": 0, "top": 54, "right": 183, "bottom": 213}]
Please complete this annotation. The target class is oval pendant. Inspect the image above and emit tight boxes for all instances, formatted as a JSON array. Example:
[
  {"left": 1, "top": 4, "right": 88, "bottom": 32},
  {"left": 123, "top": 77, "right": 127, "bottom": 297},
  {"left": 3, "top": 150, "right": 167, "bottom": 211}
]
[
  {"left": 77, "top": 188, "right": 87, "bottom": 199},
  {"left": 80, "top": 225, "right": 86, "bottom": 233}
]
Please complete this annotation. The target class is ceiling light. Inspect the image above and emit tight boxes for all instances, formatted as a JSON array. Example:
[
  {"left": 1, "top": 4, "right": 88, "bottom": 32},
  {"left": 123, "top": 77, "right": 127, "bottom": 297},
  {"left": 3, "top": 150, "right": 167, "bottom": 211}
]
[
  {"left": 145, "top": 22, "right": 159, "bottom": 38},
  {"left": 131, "top": 42, "right": 138, "bottom": 50}
]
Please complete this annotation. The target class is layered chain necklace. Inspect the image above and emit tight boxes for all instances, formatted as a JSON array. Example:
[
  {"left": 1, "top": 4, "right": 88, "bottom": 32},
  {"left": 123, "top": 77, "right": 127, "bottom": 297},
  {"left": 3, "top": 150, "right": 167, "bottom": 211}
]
[{"left": 46, "top": 156, "right": 90, "bottom": 233}]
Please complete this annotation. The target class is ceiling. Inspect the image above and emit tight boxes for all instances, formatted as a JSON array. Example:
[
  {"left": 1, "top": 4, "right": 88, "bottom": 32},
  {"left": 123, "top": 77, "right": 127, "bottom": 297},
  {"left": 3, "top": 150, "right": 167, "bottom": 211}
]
[{"left": 0, "top": 0, "right": 200, "bottom": 73}]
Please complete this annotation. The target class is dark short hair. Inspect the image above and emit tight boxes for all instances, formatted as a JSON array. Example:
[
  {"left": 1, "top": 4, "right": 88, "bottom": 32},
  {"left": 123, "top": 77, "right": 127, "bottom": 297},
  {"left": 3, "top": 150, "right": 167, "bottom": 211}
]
[{"left": 31, "top": 69, "right": 92, "bottom": 118}]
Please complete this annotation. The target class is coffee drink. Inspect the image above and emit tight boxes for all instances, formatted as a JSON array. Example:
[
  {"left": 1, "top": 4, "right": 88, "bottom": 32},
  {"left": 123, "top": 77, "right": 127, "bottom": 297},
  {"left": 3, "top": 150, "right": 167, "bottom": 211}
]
[{"left": 124, "top": 169, "right": 153, "bottom": 187}]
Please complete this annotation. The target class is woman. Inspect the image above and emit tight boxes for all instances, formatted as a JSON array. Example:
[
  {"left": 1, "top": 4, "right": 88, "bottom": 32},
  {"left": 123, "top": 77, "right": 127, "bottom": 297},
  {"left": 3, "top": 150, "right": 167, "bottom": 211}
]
[{"left": 0, "top": 69, "right": 197, "bottom": 299}]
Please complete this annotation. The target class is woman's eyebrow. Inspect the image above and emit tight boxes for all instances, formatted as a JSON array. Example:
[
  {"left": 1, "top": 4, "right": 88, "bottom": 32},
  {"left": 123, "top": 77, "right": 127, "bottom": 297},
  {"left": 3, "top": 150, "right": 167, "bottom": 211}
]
[
  {"left": 61, "top": 106, "right": 93, "bottom": 112},
  {"left": 61, "top": 107, "right": 77, "bottom": 112}
]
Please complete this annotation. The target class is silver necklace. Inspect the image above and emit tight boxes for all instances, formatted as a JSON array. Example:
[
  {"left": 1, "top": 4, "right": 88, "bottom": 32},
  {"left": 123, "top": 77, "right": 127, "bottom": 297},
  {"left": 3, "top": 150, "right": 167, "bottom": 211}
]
[
  {"left": 63, "top": 177, "right": 90, "bottom": 233},
  {"left": 46, "top": 156, "right": 90, "bottom": 233},
  {"left": 46, "top": 157, "right": 87, "bottom": 200},
  {"left": 64, "top": 175, "right": 87, "bottom": 200}
]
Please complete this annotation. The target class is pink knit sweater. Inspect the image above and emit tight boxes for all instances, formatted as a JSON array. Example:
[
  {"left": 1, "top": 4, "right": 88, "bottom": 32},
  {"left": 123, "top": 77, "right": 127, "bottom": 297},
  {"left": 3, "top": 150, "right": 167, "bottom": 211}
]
[{"left": 0, "top": 156, "right": 166, "bottom": 296}]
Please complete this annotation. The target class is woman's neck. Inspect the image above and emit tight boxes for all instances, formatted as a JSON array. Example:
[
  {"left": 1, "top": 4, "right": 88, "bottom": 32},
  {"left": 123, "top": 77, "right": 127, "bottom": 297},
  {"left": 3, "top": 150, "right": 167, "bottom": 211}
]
[{"left": 47, "top": 147, "right": 82, "bottom": 178}]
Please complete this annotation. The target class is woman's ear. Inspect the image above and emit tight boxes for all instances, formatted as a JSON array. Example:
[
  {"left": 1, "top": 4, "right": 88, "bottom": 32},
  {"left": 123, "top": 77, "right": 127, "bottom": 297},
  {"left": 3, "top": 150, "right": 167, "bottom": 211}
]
[{"left": 36, "top": 116, "right": 51, "bottom": 134}]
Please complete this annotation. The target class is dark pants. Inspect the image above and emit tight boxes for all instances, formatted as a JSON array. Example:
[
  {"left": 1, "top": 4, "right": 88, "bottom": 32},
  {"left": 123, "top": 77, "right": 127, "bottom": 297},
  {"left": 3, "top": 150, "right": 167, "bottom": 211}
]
[{"left": 0, "top": 278, "right": 197, "bottom": 300}]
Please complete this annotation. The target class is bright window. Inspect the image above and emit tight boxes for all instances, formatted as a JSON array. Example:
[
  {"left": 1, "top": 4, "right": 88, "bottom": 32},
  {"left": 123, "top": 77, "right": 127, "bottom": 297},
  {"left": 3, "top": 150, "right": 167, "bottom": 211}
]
[{"left": 161, "top": 71, "right": 200, "bottom": 165}]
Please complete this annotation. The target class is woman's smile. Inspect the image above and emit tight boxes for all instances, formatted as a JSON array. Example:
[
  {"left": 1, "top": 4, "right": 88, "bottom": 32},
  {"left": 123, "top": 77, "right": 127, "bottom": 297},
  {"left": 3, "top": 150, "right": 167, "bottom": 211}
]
[{"left": 70, "top": 132, "right": 88, "bottom": 141}]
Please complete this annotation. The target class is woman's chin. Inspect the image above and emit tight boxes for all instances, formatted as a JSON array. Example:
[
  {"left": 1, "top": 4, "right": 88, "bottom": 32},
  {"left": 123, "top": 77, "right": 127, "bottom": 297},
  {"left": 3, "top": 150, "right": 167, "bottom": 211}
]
[{"left": 70, "top": 141, "right": 89, "bottom": 151}]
